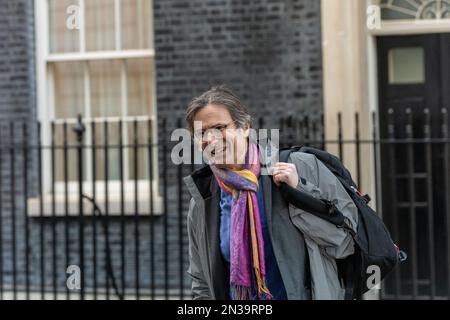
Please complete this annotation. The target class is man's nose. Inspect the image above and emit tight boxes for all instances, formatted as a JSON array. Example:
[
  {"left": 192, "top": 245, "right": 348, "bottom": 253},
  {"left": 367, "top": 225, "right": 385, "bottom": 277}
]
[
  {"left": 202, "top": 132, "right": 225, "bottom": 151},
  {"left": 204, "top": 130, "right": 219, "bottom": 144}
]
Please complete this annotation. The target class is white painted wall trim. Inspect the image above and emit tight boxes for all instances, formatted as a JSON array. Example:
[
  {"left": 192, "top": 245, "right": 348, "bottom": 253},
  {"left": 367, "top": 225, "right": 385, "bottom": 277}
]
[
  {"left": 371, "top": 19, "right": 450, "bottom": 35},
  {"left": 46, "top": 49, "right": 155, "bottom": 62}
]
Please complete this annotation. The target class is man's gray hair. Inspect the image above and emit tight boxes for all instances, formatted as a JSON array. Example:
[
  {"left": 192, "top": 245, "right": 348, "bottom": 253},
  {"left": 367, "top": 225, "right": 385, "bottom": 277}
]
[{"left": 185, "top": 85, "right": 252, "bottom": 134}]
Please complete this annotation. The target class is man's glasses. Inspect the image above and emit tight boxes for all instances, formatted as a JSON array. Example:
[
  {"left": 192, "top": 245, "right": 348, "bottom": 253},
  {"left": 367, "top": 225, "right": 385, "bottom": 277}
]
[{"left": 193, "top": 120, "right": 238, "bottom": 141}]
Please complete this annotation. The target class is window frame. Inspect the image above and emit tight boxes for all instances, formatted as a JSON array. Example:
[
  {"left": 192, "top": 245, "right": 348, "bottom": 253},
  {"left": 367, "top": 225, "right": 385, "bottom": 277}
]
[
  {"left": 368, "top": 0, "right": 450, "bottom": 35},
  {"left": 34, "top": 0, "right": 162, "bottom": 216},
  {"left": 379, "top": 0, "right": 450, "bottom": 20}
]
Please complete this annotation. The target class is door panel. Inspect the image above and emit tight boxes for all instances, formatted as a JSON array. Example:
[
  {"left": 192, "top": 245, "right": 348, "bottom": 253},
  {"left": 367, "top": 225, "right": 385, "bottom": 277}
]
[
  {"left": 441, "top": 34, "right": 450, "bottom": 113},
  {"left": 377, "top": 34, "right": 450, "bottom": 299}
]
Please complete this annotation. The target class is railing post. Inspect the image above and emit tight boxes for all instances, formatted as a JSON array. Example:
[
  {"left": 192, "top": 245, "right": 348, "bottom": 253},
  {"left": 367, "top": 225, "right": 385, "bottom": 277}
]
[
  {"left": 424, "top": 108, "right": 436, "bottom": 299},
  {"left": 387, "top": 108, "right": 401, "bottom": 298},
  {"left": 338, "top": 112, "right": 343, "bottom": 162},
  {"left": 177, "top": 118, "right": 184, "bottom": 300},
  {"left": 51, "top": 121, "right": 57, "bottom": 299},
  {"left": 10, "top": 123, "right": 17, "bottom": 300},
  {"left": 304, "top": 116, "right": 310, "bottom": 147},
  {"left": 321, "top": 113, "right": 325, "bottom": 151},
  {"left": 91, "top": 121, "right": 98, "bottom": 300},
  {"left": 0, "top": 124, "right": 3, "bottom": 300},
  {"left": 442, "top": 108, "right": 450, "bottom": 297},
  {"left": 119, "top": 119, "right": 125, "bottom": 298},
  {"left": 162, "top": 118, "right": 169, "bottom": 300},
  {"left": 133, "top": 119, "right": 140, "bottom": 299},
  {"left": 148, "top": 118, "right": 155, "bottom": 300},
  {"left": 74, "top": 114, "right": 86, "bottom": 300},
  {"left": 63, "top": 121, "right": 70, "bottom": 300},
  {"left": 22, "top": 123, "right": 30, "bottom": 300},
  {"left": 103, "top": 120, "right": 111, "bottom": 299},
  {"left": 38, "top": 122, "right": 45, "bottom": 299},
  {"left": 355, "top": 112, "right": 361, "bottom": 189},
  {"left": 405, "top": 108, "right": 418, "bottom": 299}
]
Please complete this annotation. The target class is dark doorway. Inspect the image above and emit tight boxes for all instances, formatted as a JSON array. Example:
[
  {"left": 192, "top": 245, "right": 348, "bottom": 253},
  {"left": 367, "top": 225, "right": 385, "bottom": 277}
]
[{"left": 377, "top": 33, "right": 450, "bottom": 299}]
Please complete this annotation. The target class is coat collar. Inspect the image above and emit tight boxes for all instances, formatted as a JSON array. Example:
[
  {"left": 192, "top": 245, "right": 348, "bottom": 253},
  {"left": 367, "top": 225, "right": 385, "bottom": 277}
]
[
  {"left": 185, "top": 167, "right": 230, "bottom": 299},
  {"left": 183, "top": 165, "right": 218, "bottom": 202},
  {"left": 203, "top": 177, "right": 230, "bottom": 300}
]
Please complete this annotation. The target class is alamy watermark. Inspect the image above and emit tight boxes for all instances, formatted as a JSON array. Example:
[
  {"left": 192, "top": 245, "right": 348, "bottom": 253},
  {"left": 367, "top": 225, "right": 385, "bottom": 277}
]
[
  {"left": 66, "top": 265, "right": 81, "bottom": 291},
  {"left": 366, "top": 265, "right": 381, "bottom": 291},
  {"left": 66, "top": 5, "right": 81, "bottom": 30},
  {"left": 367, "top": 5, "right": 381, "bottom": 31}
]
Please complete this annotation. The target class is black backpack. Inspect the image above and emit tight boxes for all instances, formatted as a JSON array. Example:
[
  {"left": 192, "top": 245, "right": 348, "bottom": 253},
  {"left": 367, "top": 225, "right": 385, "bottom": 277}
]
[{"left": 278, "top": 146, "right": 406, "bottom": 300}]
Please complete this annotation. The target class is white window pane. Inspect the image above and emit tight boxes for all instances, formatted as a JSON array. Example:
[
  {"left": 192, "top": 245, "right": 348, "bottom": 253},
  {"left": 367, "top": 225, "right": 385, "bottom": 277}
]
[
  {"left": 53, "top": 62, "right": 85, "bottom": 119},
  {"left": 90, "top": 60, "right": 122, "bottom": 118},
  {"left": 121, "top": 0, "right": 153, "bottom": 50},
  {"left": 49, "top": 0, "right": 80, "bottom": 53},
  {"left": 127, "top": 58, "right": 154, "bottom": 116},
  {"left": 388, "top": 47, "right": 425, "bottom": 84},
  {"left": 85, "top": 0, "right": 116, "bottom": 51}
]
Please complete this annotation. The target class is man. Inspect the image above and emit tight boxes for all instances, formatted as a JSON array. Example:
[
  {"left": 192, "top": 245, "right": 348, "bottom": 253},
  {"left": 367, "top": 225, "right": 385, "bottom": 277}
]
[{"left": 183, "top": 86, "right": 358, "bottom": 300}]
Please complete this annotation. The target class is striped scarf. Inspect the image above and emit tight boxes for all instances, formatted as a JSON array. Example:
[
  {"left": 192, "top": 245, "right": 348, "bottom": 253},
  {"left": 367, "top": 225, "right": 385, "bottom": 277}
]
[{"left": 210, "top": 143, "right": 272, "bottom": 300}]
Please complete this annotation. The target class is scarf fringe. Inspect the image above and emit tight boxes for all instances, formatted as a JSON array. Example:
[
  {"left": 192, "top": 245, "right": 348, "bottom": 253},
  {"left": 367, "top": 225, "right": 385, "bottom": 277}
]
[
  {"left": 257, "top": 278, "right": 273, "bottom": 300},
  {"left": 254, "top": 265, "right": 272, "bottom": 300},
  {"left": 231, "top": 285, "right": 252, "bottom": 300},
  {"left": 231, "top": 279, "right": 273, "bottom": 300}
]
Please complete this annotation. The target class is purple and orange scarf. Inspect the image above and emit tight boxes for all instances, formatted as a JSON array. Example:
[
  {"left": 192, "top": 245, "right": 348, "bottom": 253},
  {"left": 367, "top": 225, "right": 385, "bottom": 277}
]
[{"left": 210, "top": 143, "right": 272, "bottom": 300}]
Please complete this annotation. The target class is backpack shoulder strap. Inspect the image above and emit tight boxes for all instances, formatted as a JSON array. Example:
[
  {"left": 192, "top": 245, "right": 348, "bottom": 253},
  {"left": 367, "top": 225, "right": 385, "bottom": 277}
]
[
  {"left": 277, "top": 147, "right": 346, "bottom": 227},
  {"left": 279, "top": 146, "right": 303, "bottom": 163}
]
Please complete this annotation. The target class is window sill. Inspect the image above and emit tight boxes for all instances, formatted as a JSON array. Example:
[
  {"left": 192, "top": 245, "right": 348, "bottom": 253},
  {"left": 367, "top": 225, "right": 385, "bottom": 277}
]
[{"left": 27, "top": 192, "right": 164, "bottom": 217}]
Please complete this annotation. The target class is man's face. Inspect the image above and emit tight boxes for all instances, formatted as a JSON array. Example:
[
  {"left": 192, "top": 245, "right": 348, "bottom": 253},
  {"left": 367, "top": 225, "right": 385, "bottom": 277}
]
[{"left": 192, "top": 104, "right": 249, "bottom": 169}]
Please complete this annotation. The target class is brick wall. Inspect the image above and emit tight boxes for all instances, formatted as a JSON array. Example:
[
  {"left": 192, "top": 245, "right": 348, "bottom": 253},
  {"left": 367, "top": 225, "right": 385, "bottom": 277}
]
[
  {"left": 153, "top": 0, "right": 323, "bottom": 129},
  {"left": 153, "top": 0, "right": 324, "bottom": 189},
  {"left": 0, "top": 0, "right": 36, "bottom": 122}
]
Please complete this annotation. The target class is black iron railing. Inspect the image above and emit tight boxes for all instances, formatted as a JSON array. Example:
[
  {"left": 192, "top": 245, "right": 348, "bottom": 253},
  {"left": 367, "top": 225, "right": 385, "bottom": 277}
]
[{"left": 0, "top": 110, "right": 448, "bottom": 300}]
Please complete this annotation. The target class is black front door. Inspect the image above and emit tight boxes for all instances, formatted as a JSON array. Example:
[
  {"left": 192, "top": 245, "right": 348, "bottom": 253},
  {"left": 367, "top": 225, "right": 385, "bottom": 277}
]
[{"left": 377, "top": 33, "right": 450, "bottom": 299}]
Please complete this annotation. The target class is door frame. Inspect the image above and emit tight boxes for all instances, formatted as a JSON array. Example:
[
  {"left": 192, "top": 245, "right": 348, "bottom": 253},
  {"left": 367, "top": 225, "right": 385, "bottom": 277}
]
[
  {"left": 366, "top": 0, "right": 450, "bottom": 207},
  {"left": 366, "top": 2, "right": 450, "bottom": 300}
]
